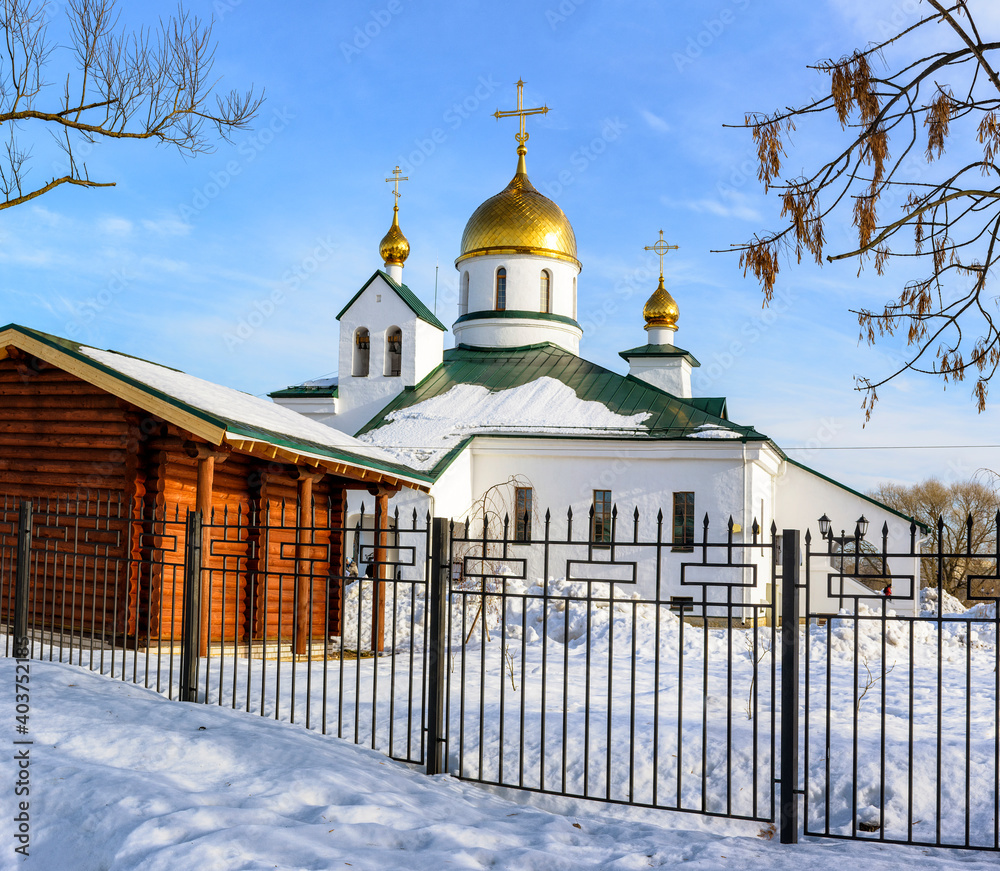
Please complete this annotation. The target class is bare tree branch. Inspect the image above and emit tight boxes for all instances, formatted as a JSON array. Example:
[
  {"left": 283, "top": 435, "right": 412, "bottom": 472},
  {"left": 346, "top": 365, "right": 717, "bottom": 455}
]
[
  {"left": 0, "top": 0, "right": 263, "bottom": 210},
  {"left": 721, "top": 3, "right": 1000, "bottom": 417}
]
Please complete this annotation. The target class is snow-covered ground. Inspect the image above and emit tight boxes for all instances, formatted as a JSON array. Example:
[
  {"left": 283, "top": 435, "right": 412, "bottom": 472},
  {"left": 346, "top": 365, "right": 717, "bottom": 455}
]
[
  {"left": 2, "top": 655, "right": 998, "bottom": 871},
  {"left": 3, "top": 585, "right": 998, "bottom": 869}
]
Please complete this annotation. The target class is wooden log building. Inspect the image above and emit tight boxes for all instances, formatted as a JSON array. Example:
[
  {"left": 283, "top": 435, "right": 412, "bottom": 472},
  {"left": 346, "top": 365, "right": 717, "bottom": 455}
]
[{"left": 0, "top": 324, "right": 430, "bottom": 650}]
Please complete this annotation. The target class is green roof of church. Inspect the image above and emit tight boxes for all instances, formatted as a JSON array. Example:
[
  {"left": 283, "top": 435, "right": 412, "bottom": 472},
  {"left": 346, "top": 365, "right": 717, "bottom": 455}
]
[
  {"left": 336, "top": 270, "right": 447, "bottom": 331},
  {"left": 355, "top": 342, "right": 765, "bottom": 478}
]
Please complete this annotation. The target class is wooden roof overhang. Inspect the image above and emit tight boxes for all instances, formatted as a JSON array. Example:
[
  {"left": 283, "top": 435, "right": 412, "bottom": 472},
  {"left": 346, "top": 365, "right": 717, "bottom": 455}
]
[{"left": 0, "top": 325, "right": 431, "bottom": 494}]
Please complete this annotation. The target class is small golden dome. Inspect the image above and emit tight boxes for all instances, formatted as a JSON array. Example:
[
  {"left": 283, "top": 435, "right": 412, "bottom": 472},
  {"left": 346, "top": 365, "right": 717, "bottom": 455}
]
[
  {"left": 379, "top": 205, "right": 410, "bottom": 267},
  {"left": 643, "top": 274, "right": 679, "bottom": 331},
  {"left": 456, "top": 146, "right": 578, "bottom": 267}
]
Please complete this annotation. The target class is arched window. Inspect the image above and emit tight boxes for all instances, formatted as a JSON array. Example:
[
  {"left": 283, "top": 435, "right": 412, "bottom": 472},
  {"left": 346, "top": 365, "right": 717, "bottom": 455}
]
[
  {"left": 384, "top": 327, "right": 402, "bottom": 377},
  {"left": 353, "top": 327, "right": 370, "bottom": 376},
  {"left": 572, "top": 277, "right": 577, "bottom": 320},
  {"left": 495, "top": 267, "right": 507, "bottom": 311},
  {"left": 460, "top": 272, "right": 470, "bottom": 316},
  {"left": 540, "top": 270, "right": 551, "bottom": 313}
]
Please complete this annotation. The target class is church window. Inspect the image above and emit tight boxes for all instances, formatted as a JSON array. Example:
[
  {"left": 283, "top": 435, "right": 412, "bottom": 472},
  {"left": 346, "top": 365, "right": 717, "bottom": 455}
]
[
  {"left": 540, "top": 270, "right": 551, "bottom": 313},
  {"left": 353, "top": 328, "right": 370, "bottom": 377},
  {"left": 673, "top": 492, "right": 695, "bottom": 551},
  {"left": 515, "top": 487, "right": 532, "bottom": 541},
  {"left": 572, "top": 277, "right": 577, "bottom": 320},
  {"left": 592, "top": 489, "right": 612, "bottom": 543},
  {"left": 460, "top": 272, "right": 470, "bottom": 316},
  {"left": 495, "top": 268, "right": 507, "bottom": 311},
  {"left": 385, "top": 327, "right": 402, "bottom": 377}
]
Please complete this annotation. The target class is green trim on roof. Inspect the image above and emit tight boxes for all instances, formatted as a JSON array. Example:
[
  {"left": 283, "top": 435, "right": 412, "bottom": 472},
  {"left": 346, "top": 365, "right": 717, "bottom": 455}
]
[
  {"left": 454, "top": 309, "right": 582, "bottom": 329},
  {"left": 268, "top": 384, "right": 338, "bottom": 399},
  {"left": 689, "top": 396, "right": 727, "bottom": 419},
  {"left": 335, "top": 271, "right": 446, "bottom": 331},
  {"left": 619, "top": 343, "right": 701, "bottom": 368},
  {"left": 0, "top": 324, "right": 431, "bottom": 486},
  {"left": 354, "top": 342, "right": 766, "bottom": 480},
  {"left": 784, "top": 457, "right": 926, "bottom": 532}
]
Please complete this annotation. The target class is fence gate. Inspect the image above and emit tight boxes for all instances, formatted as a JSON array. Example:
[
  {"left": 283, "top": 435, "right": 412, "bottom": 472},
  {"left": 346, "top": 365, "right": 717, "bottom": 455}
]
[
  {"left": 426, "top": 510, "right": 779, "bottom": 822},
  {"left": 800, "top": 522, "right": 1000, "bottom": 851}
]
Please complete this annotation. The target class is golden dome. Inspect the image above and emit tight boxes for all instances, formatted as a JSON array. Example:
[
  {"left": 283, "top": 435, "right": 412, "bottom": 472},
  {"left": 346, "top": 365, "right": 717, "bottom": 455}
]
[
  {"left": 643, "top": 274, "right": 679, "bottom": 331},
  {"left": 456, "top": 146, "right": 578, "bottom": 267},
  {"left": 379, "top": 205, "right": 410, "bottom": 267}
]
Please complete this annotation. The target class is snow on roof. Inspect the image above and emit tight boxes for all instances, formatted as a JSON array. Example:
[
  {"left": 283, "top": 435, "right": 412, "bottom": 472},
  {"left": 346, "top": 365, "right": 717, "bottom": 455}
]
[
  {"left": 357, "top": 376, "right": 652, "bottom": 471},
  {"left": 686, "top": 424, "right": 743, "bottom": 439},
  {"left": 81, "top": 347, "right": 394, "bottom": 463}
]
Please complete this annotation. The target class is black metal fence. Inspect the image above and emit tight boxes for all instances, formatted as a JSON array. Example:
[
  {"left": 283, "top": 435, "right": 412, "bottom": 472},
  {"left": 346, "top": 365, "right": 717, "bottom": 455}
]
[{"left": 2, "top": 492, "right": 1000, "bottom": 852}]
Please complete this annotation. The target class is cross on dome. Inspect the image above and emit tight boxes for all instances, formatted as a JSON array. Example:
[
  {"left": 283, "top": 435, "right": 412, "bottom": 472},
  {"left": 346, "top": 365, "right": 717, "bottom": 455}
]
[
  {"left": 644, "top": 230, "right": 679, "bottom": 279},
  {"left": 494, "top": 79, "right": 549, "bottom": 148},
  {"left": 385, "top": 165, "right": 409, "bottom": 202}
]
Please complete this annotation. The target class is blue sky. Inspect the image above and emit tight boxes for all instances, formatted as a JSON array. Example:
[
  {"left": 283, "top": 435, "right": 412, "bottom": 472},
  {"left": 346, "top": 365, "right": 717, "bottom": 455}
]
[{"left": 3, "top": 0, "right": 999, "bottom": 501}]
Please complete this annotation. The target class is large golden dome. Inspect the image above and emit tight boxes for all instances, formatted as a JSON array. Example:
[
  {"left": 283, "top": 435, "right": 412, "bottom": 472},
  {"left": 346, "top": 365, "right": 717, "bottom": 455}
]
[
  {"left": 379, "top": 205, "right": 410, "bottom": 267},
  {"left": 643, "top": 275, "right": 679, "bottom": 331},
  {"left": 456, "top": 147, "right": 578, "bottom": 267}
]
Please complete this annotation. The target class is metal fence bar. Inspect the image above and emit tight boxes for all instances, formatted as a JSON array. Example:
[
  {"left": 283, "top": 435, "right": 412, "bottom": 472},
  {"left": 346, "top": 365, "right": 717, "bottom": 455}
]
[
  {"left": 425, "top": 516, "right": 450, "bottom": 776},
  {"left": 12, "top": 501, "right": 32, "bottom": 659},
  {"left": 780, "top": 528, "right": 800, "bottom": 845},
  {"left": 179, "top": 510, "right": 203, "bottom": 703}
]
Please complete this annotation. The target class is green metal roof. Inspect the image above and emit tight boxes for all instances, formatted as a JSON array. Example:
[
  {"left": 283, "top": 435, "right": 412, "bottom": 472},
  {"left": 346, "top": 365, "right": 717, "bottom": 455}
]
[
  {"left": 269, "top": 383, "right": 338, "bottom": 399},
  {"left": 355, "top": 342, "right": 767, "bottom": 479},
  {"left": 618, "top": 342, "right": 701, "bottom": 367},
  {"left": 335, "top": 270, "right": 447, "bottom": 331}
]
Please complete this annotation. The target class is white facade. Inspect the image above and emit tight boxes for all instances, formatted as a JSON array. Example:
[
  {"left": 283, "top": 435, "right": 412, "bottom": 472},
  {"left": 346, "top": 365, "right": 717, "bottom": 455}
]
[
  {"left": 453, "top": 253, "right": 581, "bottom": 353},
  {"left": 333, "top": 272, "right": 444, "bottom": 435}
]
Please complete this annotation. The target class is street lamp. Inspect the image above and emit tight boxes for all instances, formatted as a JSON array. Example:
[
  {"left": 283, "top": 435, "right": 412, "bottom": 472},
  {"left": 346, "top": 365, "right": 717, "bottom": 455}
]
[{"left": 817, "top": 514, "right": 869, "bottom": 542}]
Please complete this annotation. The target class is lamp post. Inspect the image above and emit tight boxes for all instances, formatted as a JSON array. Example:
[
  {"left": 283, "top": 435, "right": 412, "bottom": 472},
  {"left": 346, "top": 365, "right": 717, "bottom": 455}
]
[{"left": 818, "top": 514, "right": 870, "bottom": 608}]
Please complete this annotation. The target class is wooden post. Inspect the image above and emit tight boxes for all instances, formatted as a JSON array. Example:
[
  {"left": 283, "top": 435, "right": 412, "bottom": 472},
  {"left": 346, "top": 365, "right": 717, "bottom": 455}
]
[
  {"left": 186, "top": 442, "right": 228, "bottom": 657},
  {"left": 367, "top": 484, "right": 400, "bottom": 653},
  {"left": 293, "top": 468, "right": 325, "bottom": 656},
  {"left": 195, "top": 452, "right": 214, "bottom": 657},
  {"left": 371, "top": 491, "right": 389, "bottom": 653}
]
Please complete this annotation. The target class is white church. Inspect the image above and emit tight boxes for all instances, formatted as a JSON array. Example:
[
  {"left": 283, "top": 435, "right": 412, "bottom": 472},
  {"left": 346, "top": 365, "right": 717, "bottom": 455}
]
[{"left": 270, "top": 84, "right": 919, "bottom": 614}]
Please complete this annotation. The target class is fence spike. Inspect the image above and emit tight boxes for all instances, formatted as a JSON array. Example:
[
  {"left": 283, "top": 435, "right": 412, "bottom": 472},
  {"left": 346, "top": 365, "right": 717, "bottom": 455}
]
[
  {"left": 611, "top": 504, "right": 618, "bottom": 520},
  {"left": 727, "top": 515, "right": 734, "bottom": 531},
  {"left": 804, "top": 528, "right": 811, "bottom": 546},
  {"left": 770, "top": 520, "right": 778, "bottom": 537},
  {"left": 703, "top": 513, "right": 710, "bottom": 532},
  {"left": 545, "top": 508, "right": 551, "bottom": 522},
  {"left": 752, "top": 518, "right": 760, "bottom": 537},
  {"left": 657, "top": 507, "right": 663, "bottom": 524}
]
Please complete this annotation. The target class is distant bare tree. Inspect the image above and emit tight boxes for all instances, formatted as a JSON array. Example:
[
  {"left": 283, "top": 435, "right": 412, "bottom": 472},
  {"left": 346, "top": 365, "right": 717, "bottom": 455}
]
[
  {"left": 868, "top": 477, "right": 1000, "bottom": 598},
  {"left": 0, "top": 0, "right": 262, "bottom": 209}
]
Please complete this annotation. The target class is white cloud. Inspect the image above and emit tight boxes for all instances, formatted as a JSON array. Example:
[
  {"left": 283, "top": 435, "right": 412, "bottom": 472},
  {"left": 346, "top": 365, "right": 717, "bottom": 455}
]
[
  {"left": 141, "top": 215, "right": 192, "bottom": 237},
  {"left": 640, "top": 108, "right": 671, "bottom": 134},
  {"left": 661, "top": 191, "right": 762, "bottom": 222},
  {"left": 99, "top": 216, "right": 133, "bottom": 236}
]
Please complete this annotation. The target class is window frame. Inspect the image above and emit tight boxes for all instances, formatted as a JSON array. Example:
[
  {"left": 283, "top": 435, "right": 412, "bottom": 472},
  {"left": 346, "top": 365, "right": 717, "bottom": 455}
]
[
  {"left": 540, "top": 270, "right": 551, "bottom": 313},
  {"left": 495, "top": 267, "right": 507, "bottom": 311},
  {"left": 514, "top": 486, "right": 532, "bottom": 541},
  {"left": 672, "top": 491, "right": 695, "bottom": 552},
  {"left": 592, "top": 489, "right": 612, "bottom": 544}
]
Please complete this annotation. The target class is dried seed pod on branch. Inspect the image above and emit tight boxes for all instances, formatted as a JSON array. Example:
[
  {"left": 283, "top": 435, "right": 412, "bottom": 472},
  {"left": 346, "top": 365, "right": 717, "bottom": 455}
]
[{"left": 724, "top": 1, "right": 1000, "bottom": 418}]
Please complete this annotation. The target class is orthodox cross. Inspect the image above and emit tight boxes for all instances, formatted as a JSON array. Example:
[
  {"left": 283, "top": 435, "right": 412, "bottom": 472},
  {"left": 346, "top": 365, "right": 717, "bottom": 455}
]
[
  {"left": 644, "top": 230, "right": 679, "bottom": 278},
  {"left": 494, "top": 78, "right": 549, "bottom": 145},
  {"left": 385, "top": 166, "right": 408, "bottom": 201}
]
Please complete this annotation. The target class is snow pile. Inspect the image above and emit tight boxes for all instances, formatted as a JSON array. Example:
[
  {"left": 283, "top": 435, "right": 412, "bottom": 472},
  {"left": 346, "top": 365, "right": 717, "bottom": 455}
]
[{"left": 358, "top": 377, "right": 652, "bottom": 470}]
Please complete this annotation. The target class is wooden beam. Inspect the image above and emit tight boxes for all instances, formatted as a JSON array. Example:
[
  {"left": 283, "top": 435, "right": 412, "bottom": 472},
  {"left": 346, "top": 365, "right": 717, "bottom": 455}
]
[{"left": 293, "top": 467, "right": 325, "bottom": 656}]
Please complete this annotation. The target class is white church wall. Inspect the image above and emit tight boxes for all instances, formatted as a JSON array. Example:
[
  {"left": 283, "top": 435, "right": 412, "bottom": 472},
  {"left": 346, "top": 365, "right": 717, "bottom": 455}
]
[
  {"left": 334, "top": 274, "right": 443, "bottom": 434},
  {"left": 774, "top": 460, "right": 920, "bottom": 617},
  {"left": 464, "top": 437, "right": 775, "bottom": 607},
  {"left": 459, "top": 253, "right": 579, "bottom": 318}
]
